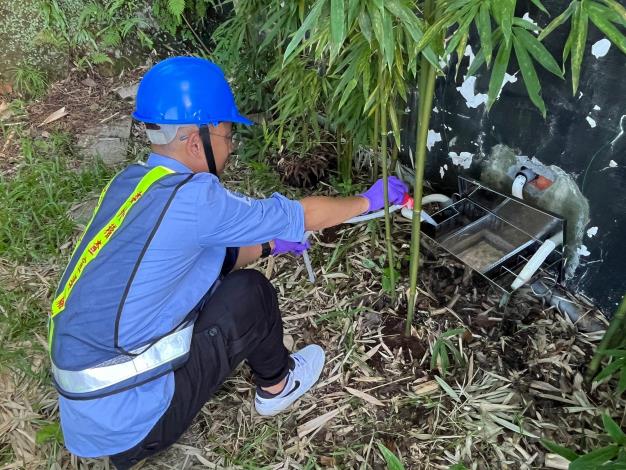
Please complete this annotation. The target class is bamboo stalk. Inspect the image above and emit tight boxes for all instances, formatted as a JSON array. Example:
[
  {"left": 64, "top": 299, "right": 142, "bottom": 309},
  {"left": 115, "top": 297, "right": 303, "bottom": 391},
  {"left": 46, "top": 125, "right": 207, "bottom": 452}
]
[
  {"left": 379, "top": 62, "right": 396, "bottom": 297},
  {"left": 405, "top": 0, "right": 437, "bottom": 336},
  {"left": 372, "top": 106, "right": 380, "bottom": 181},
  {"left": 587, "top": 294, "right": 626, "bottom": 382}
]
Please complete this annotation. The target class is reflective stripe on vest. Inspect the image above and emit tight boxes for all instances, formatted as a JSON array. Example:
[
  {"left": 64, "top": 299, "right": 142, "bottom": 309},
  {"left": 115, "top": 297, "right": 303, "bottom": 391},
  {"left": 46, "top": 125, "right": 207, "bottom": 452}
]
[
  {"left": 51, "top": 322, "right": 194, "bottom": 395},
  {"left": 51, "top": 165, "right": 175, "bottom": 318}
]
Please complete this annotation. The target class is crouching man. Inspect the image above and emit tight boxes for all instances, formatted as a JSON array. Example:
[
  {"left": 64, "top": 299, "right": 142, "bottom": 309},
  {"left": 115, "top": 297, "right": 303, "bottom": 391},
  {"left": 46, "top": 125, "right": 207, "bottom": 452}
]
[{"left": 49, "top": 57, "right": 408, "bottom": 468}]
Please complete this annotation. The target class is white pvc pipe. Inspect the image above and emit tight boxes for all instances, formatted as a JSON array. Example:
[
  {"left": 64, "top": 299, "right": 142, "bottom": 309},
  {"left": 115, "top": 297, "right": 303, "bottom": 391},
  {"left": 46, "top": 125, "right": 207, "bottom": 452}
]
[
  {"left": 400, "top": 206, "right": 437, "bottom": 226},
  {"left": 345, "top": 205, "right": 404, "bottom": 224},
  {"left": 422, "top": 193, "right": 453, "bottom": 206},
  {"left": 301, "top": 231, "right": 316, "bottom": 283},
  {"left": 512, "top": 174, "right": 527, "bottom": 199},
  {"left": 510, "top": 231, "right": 563, "bottom": 291}
]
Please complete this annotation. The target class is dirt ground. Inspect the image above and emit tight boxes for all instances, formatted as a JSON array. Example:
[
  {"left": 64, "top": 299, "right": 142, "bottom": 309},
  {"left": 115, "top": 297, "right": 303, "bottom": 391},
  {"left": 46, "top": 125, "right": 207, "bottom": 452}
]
[{"left": 0, "top": 69, "right": 621, "bottom": 470}]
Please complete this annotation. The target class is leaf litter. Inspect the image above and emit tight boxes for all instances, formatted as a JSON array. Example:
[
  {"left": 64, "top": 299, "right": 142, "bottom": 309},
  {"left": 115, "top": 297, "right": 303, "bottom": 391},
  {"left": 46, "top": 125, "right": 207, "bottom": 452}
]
[{"left": 0, "top": 101, "right": 622, "bottom": 469}]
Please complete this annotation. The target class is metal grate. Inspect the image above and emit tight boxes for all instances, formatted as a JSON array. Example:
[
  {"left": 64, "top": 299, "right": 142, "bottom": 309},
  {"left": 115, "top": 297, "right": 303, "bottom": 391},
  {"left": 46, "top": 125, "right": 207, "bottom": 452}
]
[{"left": 421, "top": 177, "right": 565, "bottom": 295}]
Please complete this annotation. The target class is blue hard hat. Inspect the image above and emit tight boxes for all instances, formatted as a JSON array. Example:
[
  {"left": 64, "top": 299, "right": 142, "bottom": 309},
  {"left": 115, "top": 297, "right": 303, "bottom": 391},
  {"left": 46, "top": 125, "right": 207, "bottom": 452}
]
[{"left": 132, "top": 56, "right": 252, "bottom": 126}]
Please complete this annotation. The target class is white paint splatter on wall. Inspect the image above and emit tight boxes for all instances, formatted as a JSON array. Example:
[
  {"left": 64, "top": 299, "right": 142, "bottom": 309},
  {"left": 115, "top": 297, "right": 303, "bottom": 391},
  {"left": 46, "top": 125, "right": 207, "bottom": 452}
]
[
  {"left": 586, "top": 116, "right": 597, "bottom": 128},
  {"left": 587, "top": 226, "right": 598, "bottom": 238},
  {"left": 449, "top": 151, "right": 474, "bottom": 169},
  {"left": 591, "top": 38, "right": 612, "bottom": 58},
  {"left": 577, "top": 245, "right": 591, "bottom": 257},
  {"left": 427, "top": 130, "right": 442, "bottom": 151},
  {"left": 457, "top": 76, "right": 488, "bottom": 109}
]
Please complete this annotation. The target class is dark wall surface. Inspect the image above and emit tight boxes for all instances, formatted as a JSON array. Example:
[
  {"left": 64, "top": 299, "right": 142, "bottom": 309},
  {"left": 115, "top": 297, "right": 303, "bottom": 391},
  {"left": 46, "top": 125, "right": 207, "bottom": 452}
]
[{"left": 401, "top": 0, "right": 626, "bottom": 314}]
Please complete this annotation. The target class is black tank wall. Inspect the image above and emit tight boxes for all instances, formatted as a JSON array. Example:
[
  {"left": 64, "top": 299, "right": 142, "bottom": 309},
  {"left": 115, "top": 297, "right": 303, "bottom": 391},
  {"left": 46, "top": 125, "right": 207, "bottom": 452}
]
[{"left": 400, "top": 0, "right": 626, "bottom": 315}]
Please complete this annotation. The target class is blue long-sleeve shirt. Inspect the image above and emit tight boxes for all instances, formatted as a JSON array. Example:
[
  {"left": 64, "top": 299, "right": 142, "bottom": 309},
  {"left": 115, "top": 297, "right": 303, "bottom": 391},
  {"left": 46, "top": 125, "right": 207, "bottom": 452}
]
[{"left": 59, "top": 153, "right": 305, "bottom": 457}]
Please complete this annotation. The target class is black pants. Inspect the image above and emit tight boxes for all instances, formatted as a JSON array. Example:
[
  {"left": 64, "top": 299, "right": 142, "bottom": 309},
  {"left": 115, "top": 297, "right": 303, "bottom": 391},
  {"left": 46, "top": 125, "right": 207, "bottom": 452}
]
[{"left": 110, "top": 269, "right": 290, "bottom": 469}]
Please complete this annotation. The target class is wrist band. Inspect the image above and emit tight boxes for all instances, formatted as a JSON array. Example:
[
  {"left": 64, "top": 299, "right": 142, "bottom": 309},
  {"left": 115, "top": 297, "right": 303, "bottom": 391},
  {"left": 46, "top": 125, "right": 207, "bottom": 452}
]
[{"left": 261, "top": 242, "right": 272, "bottom": 258}]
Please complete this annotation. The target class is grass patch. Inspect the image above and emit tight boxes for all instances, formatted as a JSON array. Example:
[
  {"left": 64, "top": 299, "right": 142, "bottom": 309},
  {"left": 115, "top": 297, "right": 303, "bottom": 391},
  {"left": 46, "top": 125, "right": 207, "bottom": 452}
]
[{"left": 0, "top": 131, "right": 114, "bottom": 262}]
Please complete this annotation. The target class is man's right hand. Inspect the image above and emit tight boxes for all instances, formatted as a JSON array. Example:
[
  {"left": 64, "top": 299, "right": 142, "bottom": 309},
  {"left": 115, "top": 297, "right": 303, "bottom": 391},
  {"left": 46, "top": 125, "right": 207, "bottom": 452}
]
[{"left": 359, "top": 177, "right": 409, "bottom": 212}]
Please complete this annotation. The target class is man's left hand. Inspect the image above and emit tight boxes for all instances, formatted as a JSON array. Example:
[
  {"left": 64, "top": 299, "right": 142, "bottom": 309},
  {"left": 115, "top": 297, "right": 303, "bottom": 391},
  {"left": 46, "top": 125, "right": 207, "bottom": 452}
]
[{"left": 272, "top": 239, "right": 311, "bottom": 256}]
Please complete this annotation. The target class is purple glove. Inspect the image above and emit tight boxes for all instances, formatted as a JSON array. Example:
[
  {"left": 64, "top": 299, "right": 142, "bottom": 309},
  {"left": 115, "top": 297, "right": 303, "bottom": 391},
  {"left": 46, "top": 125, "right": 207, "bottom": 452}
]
[
  {"left": 272, "top": 239, "right": 311, "bottom": 256},
  {"left": 360, "top": 176, "right": 409, "bottom": 212}
]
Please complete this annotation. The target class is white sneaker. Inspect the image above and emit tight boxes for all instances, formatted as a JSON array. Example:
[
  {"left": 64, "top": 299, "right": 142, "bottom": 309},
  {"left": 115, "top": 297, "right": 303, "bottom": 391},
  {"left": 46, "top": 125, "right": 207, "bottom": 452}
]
[{"left": 254, "top": 344, "right": 325, "bottom": 416}]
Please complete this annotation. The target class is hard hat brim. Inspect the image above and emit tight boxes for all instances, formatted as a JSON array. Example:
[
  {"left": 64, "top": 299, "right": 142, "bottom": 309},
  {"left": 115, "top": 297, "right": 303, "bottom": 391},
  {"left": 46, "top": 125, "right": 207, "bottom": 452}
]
[{"left": 132, "top": 111, "right": 254, "bottom": 127}]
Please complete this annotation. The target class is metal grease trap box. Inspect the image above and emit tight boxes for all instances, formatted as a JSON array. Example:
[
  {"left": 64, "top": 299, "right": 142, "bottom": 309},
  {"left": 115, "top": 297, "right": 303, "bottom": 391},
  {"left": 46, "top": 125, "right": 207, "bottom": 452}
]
[{"left": 421, "top": 177, "right": 566, "bottom": 296}]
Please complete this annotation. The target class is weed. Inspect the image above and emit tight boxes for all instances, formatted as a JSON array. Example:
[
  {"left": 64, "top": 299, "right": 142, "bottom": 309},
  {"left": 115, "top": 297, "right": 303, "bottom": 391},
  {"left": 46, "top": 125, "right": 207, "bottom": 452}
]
[
  {"left": 430, "top": 328, "right": 466, "bottom": 376},
  {"left": 10, "top": 64, "right": 48, "bottom": 99},
  {"left": 0, "top": 132, "right": 113, "bottom": 262},
  {"left": 38, "top": 0, "right": 153, "bottom": 69},
  {"left": 377, "top": 442, "right": 405, "bottom": 470},
  {"left": 542, "top": 413, "right": 626, "bottom": 469}
]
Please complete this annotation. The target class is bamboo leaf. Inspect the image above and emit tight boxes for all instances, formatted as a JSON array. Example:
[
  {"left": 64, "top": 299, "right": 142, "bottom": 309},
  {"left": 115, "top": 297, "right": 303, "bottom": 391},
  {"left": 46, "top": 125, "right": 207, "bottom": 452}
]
[
  {"left": 571, "top": 2, "right": 588, "bottom": 95},
  {"left": 467, "top": 47, "right": 486, "bottom": 76},
  {"left": 370, "top": 0, "right": 384, "bottom": 15},
  {"left": 382, "top": 7, "right": 395, "bottom": 69},
  {"left": 363, "top": 83, "right": 380, "bottom": 114},
  {"left": 385, "top": 0, "right": 441, "bottom": 69},
  {"left": 570, "top": 445, "right": 619, "bottom": 470},
  {"left": 515, "top": 27, "right": 563, "bottom": 77},
  {"left": 358, "top": 11, "right": 373, "bottom": 44},
  {"left": 444, "top": 24, "right": 466, "bottom": 57},
  {"left": 388, "top": 101, "right": 401, "bottom": 147},
  {"left": 347, "top": 0, "right": 359, "bottom": 26},
  {"left": 492, "top": 0, "right": 515, "bottom": 45},
  {"left": 539, "top": 1, "right": 576, "bottom": 40},
  {"left": 377, "top": 443, "right": 405, "bottom": 470},
  {"left": 619, "top": 365, "right": 626, "bottom": 394},
  {"left": 541, "top": 439, "right": 579, "bottom": 462},
  {"left": 490, "top": 414, "right": 540, "bottom": 438},
  {"left": 455, "top": 26, "right": 470, "bottom": 80},
  {"left": 477, "top": 2, "right": 493, "bottom": 65},
  {"left": 530, "top": 0, "right": 550, "bottom": 15},
  {"left": 370, "top": 5, "right": 386, "bottom": 55},
  {"left": 487, "top": 38, "right": 512, "bottom": 110},
  {"left": 442, "top": 328, "right": 465, "bottom": 339},
  {"left": 434, "top": 375, "right": 461, "bottom": 402},
  {"left": 563, "top": 24, "right": 574, "bottom": 62},
  {"left": 415, "top": 12, "right": 456, "bottom": 54},
  {"left": 602, "top": 413, "right": 626, "bottom": 445},
  {"left": 513, "top": 34, "right": 547, "bottom": 117},
  {"left": 601, "top": 349, "right": 626, "bottom": 357},
  {"left": 284, "top": 0, "right": 325, "bottom": 63},
  {"left": 587, "top": 2, "right": 626, "bottom": 55},
  {"left": 338, "top": 78, "right": 359, "bottom": 109},
  {"left": 602, "top": 0, "right": 626, "bottom": 24},
  {"left": 514, "top": 17, "right": 542, "bottom": 31},
  {"left": 330, "top": 0, "right": 346, "bottom": 59},
  {"left": 596, "top": 358, "right": 625, "bottom": 382}
]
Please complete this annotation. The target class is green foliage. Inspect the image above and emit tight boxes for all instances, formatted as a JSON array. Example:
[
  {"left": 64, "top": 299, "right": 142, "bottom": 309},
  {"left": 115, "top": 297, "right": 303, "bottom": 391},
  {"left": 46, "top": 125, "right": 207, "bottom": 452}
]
[
  {"left": 430, "top": 328, "right": 465, "bottom": 376},
  {"left": 594, "top": 348, "right": 626, "bottom": 395},
  {"left": 541, "top": 413, "right": 626, "bottom": 469},
  {"left": 39, "top": 0, "right": 153, "bottom": 68},
  {"left": 35, "top": 422, "right": 64, "bottom": 446},
  {"left": 588, "top": 296, "right": 626, "bottom": 390},
  {"left": 377, "top": 442, "right": 405, "bottom": 470},
  {"left": 0, "top": 132, "right": 114, "bottom": 262},
  {"left": 152, "top": 0, "right": 219, "bottom": 36},
  {"left": 539, "top": 0, "right": 626, "bottom": 94},
  {"left": 10, "top": 64, "right": 48, "bottom": 99}
]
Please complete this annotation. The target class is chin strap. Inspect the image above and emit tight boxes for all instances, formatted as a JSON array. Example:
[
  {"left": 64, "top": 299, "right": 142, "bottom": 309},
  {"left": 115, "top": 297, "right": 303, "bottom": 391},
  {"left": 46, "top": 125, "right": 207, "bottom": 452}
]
[{"left": 198, "top": 125, "right": 218, "bottom": 177}]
